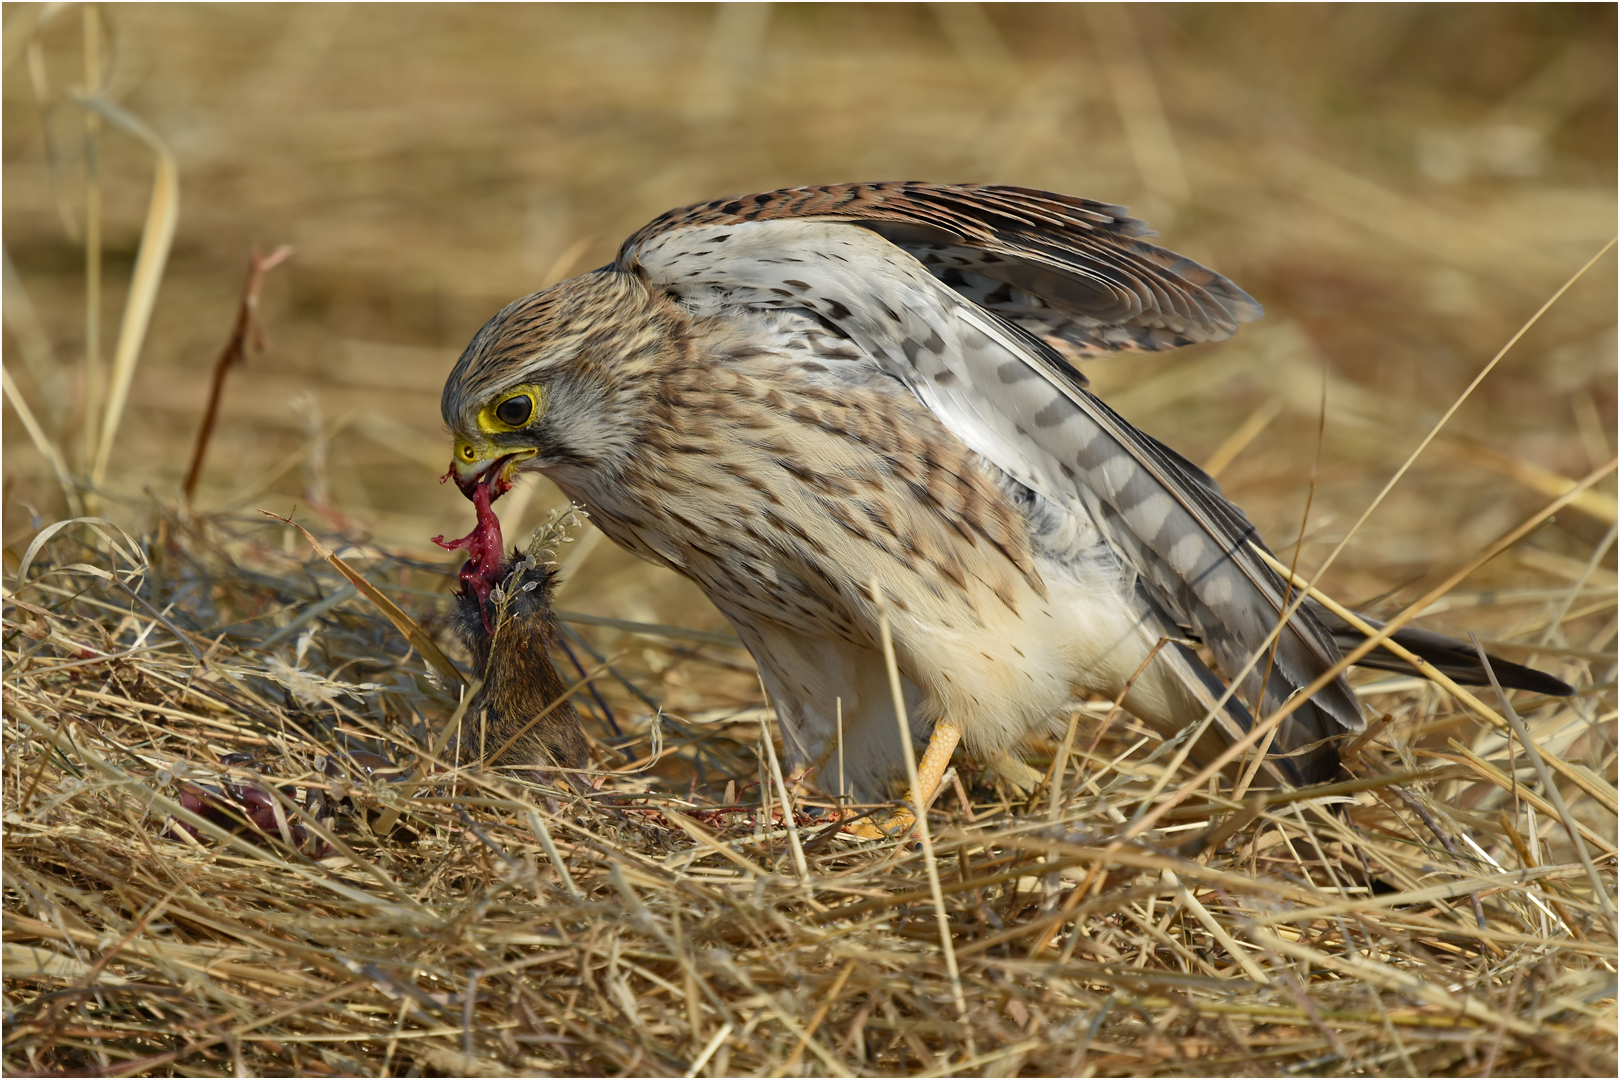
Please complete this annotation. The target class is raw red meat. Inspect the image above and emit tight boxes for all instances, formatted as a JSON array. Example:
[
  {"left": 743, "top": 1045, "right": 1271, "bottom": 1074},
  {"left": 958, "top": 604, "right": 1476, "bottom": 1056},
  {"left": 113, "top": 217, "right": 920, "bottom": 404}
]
[
  {"left": 172, "top": 779, "right": 330, "bottom": 858},
  {"left": 433, "top": 460, "right": 515, "bottom": 630}
]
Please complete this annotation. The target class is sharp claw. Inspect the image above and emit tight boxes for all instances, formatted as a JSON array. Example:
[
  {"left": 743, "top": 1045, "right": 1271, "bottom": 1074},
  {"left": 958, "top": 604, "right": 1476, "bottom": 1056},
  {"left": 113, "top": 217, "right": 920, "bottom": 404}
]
[{"left": 843, "top": 810, "right": 916, "bottom": 841}]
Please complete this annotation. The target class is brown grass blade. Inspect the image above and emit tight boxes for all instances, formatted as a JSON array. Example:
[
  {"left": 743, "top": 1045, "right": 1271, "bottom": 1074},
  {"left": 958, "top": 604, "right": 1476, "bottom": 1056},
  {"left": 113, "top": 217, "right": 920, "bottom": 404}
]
[{"left": 75, "top": 95, "right": 180, "bottom": 502}]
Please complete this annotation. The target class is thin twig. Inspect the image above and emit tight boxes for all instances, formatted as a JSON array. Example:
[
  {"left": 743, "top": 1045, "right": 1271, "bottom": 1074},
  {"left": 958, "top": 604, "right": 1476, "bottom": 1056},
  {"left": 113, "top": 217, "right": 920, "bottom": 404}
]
[{"left": 182, "top": 245, "right": 293, "bottom": 502}]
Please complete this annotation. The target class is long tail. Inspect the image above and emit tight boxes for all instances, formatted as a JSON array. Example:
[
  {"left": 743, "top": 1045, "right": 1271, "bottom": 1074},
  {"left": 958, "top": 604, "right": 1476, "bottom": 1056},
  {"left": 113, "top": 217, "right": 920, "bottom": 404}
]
[{"left": 1310, "top": 603, "right": 1575, "bottom": 697}]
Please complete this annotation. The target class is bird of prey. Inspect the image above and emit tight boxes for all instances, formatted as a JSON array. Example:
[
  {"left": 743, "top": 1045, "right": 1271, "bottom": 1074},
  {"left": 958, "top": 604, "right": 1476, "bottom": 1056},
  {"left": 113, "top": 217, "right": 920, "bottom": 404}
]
[{"left": 438, "top": 182, "right": 1570, "bottom": 826}]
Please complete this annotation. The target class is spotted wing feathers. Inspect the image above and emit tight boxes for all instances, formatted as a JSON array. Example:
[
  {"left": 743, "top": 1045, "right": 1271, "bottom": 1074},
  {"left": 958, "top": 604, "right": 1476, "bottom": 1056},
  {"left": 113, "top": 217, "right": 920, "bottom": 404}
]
[
  {"left": 942, "top": 303, "right": 1364, "bottom": 754},
  {"left": 621, "top": 182, "right": 1263, "bottom": 364},
  {"left": 626, "top": 185, "right": 1360, "bottom": 773}
]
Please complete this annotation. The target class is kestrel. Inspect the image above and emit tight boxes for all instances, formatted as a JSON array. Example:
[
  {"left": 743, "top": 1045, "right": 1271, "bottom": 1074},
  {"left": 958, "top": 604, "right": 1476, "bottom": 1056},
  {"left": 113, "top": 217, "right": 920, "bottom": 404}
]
[{"left": 439, "top": 183, "right": 1569, "bottom": 815}]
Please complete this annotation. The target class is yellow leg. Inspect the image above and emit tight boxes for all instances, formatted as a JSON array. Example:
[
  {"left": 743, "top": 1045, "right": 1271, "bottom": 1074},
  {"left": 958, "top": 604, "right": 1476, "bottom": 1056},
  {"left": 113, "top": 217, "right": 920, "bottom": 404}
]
[{"left": 844, "top": 719, "right": 963, "bottom": 840}]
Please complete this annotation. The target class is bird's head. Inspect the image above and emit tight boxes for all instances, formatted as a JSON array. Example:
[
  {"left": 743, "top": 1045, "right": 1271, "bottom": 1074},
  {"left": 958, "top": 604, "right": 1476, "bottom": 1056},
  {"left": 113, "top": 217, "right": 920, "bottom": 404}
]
[
  {"left": 436, "top": 269, "right": 675, "bottom": 617},
  {"left": 440, "top": 269, "right": 671, "bottom": 493}
]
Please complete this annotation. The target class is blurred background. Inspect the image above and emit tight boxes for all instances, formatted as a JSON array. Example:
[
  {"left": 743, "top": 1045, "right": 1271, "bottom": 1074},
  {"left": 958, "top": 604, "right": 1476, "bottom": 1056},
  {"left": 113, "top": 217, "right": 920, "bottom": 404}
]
[{"left": 4, "top": 2, "right": 1615, "bottom": 677}]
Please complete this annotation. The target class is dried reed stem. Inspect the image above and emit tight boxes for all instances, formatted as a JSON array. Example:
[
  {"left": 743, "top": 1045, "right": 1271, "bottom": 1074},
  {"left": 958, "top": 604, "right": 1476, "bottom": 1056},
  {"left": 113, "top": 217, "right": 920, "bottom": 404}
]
[
  {"left": 869, "top": 578, "right": 969, "bottom": 1023},
  {"left": 182, "top": 245, "right": 293, "bottom": 502}
]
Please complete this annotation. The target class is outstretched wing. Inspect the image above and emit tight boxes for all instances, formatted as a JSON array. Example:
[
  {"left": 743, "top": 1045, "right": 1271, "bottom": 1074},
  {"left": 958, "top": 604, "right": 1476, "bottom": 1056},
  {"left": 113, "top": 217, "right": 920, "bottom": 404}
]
[
  {"left": 621, "top": 183, "right": 1363, "bottom": 758},
  {"left": 622, "top": 181, "right": 1264, "bottom": 364}
]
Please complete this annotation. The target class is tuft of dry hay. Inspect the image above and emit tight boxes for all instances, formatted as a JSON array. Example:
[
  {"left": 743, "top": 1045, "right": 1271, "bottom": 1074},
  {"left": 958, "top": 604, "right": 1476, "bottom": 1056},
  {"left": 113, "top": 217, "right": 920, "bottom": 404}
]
[{"left": 3, "top": 505, "right": 1614, "bottom": 1077}]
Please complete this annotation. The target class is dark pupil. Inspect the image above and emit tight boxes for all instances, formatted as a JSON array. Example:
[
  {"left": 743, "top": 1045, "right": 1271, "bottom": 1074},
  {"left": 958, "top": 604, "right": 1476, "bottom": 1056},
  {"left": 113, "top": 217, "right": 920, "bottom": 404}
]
[{"left": 495, "top": 395, "right": 532, "bottom": 426}]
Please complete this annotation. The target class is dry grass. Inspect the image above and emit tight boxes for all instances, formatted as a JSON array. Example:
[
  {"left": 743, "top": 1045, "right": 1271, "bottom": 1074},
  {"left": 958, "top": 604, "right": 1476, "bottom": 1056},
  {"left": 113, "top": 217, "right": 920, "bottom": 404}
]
[
  {"left": 3, "top": 505, "right": 1615, "bottom": 1077},
  {"left": 3, "top": 4, "right": 1616, "bottom": 1076}
]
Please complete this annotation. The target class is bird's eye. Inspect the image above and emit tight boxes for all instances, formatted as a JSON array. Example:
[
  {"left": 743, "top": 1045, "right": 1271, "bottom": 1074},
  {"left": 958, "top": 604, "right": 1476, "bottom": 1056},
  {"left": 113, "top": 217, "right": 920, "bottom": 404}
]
[{"left": 495, "top": 395, "right": 533, "bottom": 427}]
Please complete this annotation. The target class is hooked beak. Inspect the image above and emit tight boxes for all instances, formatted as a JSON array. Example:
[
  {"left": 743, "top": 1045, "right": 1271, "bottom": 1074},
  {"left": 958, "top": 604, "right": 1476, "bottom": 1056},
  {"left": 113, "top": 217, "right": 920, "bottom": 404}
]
[{"left": 445, "top": 443, "right": 537, "bottom": 498}]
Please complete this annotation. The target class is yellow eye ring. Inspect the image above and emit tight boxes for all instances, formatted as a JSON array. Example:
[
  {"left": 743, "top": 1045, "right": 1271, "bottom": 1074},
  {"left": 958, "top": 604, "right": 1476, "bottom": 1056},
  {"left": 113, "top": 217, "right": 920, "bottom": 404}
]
[{"left": 478, "top": 383, "right": 547, "bottom": 434}]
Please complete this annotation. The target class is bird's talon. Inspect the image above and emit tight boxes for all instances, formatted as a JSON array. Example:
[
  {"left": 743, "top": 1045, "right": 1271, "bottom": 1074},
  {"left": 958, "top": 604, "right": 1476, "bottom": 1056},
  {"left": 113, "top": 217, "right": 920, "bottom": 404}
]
[{"left": 841, "top": 809, "right": 917, "bottom": 841}]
